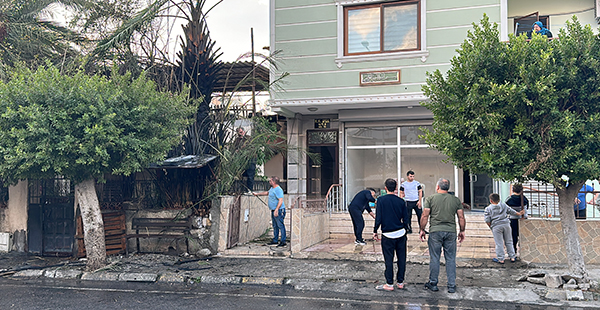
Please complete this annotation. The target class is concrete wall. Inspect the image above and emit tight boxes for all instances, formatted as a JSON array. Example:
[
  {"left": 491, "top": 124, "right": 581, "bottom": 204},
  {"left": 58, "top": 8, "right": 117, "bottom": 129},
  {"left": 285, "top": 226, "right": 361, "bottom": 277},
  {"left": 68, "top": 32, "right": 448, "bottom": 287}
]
[
  {"left": 214, "top": 195, "right": 275, "bottom": 252},
  {"left": 290, "top": 208, "right": 329, "bottom": 254},
  {"left": 3, "top": 181, "right": 28, "bottom": 234},
  {"left": 520, "top": 218, "right": 600, "bottom": 264}
]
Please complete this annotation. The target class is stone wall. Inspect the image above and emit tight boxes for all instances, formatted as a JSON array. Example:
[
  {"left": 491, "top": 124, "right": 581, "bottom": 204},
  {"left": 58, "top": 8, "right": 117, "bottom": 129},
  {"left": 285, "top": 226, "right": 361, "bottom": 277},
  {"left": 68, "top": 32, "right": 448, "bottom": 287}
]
[
  {"left": 520, "top": 218, "right": 600, "bottom": 264},
  {"left": 290, "top": 208, "right": 329, "bottom": 254}
]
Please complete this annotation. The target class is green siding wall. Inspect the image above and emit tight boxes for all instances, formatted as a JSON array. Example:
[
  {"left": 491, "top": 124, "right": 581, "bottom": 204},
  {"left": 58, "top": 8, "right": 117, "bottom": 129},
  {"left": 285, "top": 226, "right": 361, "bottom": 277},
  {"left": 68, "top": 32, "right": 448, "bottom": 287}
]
[{"left": 273, "top": 0, "right": 501, "bottom": 101}]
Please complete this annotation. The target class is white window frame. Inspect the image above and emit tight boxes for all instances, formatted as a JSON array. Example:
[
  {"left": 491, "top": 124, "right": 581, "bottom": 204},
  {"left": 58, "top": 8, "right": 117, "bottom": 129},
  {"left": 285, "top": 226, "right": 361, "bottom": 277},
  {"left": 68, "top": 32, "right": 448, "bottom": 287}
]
[{"left": 335, "top": 0, "right": 428, "bottom": 68}]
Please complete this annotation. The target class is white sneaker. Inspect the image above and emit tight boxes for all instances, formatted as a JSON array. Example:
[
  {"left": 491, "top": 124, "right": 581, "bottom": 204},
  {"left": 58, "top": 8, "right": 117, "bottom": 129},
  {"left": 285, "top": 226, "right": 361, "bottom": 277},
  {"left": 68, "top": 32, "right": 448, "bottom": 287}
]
[{"left": 355, "top": 240, "right": 366, "bottom": 245}]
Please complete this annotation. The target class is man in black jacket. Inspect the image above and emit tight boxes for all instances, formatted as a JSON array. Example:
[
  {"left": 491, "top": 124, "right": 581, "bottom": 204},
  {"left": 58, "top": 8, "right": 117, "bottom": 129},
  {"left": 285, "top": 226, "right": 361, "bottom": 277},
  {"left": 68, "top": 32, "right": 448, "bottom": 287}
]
[
  {"left": 348, "top": 188, "right": 376, "bottom": 245},
  {"left": 373, "top": 178, "right": 410, "bottom": 291}
]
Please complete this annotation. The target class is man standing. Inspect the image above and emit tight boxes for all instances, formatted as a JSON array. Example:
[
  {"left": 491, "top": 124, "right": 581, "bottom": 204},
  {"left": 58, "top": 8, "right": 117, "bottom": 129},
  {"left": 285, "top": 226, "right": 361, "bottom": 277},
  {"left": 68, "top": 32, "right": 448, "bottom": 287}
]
[
  {"left": 373, "top": 179, "right": 410, "bottom": 291},
  {"left": 574, "top": 183, "right": 595, "bottom": 219},
  {"left": 253, "top": 176, "right": 286, "bottom": 247},
  {"left": 234, "top": 127, "right": 256, "bottom": 193},
  {"left": 419, "top": 178, "right": 465, "bottom": 294},
  {"left": 348, "top": 188, "right": 376, "bottom": 245},
  {"left": 399, "top": 170, "right": 423, "bottom": 233}
]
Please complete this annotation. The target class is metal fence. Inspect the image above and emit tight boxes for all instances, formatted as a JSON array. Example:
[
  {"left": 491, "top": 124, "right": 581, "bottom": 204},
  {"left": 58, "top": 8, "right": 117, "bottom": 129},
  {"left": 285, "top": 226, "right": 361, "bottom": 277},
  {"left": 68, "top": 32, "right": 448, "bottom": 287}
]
[{"left": 523, "top": 181, "right": 600, "bottom": 218}]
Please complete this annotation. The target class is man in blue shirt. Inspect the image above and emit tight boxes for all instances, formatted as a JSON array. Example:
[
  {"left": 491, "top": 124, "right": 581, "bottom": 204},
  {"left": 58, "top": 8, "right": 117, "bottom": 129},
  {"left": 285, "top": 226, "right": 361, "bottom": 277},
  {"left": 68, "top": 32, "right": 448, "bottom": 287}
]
[
  {"left": 574, "top": 183, "right": 595, "bottom": 219},
  {"left": 254, "top": 176, "right": 286, "bottom": 246}
]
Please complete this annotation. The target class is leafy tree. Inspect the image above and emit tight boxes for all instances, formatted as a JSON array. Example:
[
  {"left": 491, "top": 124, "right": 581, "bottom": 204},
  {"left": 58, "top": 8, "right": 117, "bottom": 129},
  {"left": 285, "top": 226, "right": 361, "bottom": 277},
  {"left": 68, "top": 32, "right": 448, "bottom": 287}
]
[
  {"left": 422, "top": 15, "right": 600, "bottom": 281},
  {"left": 0, "top": 65, "right": 196, "bottom": 269}
]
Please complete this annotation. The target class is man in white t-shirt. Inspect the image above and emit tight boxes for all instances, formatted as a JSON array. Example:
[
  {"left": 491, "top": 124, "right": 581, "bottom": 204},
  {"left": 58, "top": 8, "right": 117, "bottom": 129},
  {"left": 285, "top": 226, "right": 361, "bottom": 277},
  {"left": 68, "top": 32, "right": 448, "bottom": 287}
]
[{"left": 399, "top": 170, "right": 423, "bottom": 234}]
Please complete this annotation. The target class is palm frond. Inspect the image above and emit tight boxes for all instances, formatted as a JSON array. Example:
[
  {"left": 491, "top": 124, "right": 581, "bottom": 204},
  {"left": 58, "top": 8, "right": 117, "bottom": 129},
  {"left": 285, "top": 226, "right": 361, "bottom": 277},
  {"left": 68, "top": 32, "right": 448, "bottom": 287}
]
[{"left": 92, "top": 0, "right": 169, "bottom": 57}]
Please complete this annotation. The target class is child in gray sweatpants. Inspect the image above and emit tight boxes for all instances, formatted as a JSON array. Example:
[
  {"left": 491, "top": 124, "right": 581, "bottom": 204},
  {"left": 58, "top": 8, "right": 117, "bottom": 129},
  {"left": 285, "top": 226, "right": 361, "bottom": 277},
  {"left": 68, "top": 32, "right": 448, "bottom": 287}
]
[{"left": 484, "top": 193, "right": 524, "bottom": 263}]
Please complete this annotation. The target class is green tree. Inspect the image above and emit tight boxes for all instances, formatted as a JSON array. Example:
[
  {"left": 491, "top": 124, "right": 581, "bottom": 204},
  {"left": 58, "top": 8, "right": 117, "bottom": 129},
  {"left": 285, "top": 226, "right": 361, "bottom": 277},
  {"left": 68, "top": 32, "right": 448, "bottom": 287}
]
[
  {"left": 0, "top": 65, "right": 196, "bottom": 269},
  {"left": 422, "top": 15, "right": 600, "bottom": 281}
]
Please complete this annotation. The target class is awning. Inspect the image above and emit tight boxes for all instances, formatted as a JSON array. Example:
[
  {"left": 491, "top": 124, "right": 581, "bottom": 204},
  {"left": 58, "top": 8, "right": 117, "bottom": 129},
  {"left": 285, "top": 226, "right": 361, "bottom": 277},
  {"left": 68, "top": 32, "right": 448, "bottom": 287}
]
[{"left": 148, "top": 155, "right": 217, "bottom": 169}]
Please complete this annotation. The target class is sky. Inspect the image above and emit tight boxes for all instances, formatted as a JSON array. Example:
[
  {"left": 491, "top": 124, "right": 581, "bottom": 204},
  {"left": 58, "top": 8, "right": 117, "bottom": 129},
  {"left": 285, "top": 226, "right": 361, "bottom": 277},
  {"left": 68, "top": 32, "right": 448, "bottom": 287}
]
[
  {"left": 203, "top": 0, "right": 270, "bottom": 62},
  {"left": 50, "top": 0, "right": 270, "bottom": 63}
]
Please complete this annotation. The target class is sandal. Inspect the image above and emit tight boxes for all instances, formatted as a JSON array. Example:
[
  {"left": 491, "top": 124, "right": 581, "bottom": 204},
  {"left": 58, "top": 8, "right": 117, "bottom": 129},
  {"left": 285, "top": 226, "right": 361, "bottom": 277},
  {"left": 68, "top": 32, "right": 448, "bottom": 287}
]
[
  {"left": 492, "top": 258, "right": 505, "bottom": 264},
  {"left": 375, "top": 284, "right": 394, "bottom": 291},
  {"left": 510, "top": 257, "right": 518, "bottom": 262},
  {"left": 396, "top": 283, "right": 405, "bottom": 289}
]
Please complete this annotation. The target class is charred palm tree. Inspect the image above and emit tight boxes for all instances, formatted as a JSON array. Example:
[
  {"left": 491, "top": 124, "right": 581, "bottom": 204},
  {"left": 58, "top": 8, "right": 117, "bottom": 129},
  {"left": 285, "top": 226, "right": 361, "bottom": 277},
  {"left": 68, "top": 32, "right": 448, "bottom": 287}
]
[{"left": 174, "top": 0, "right": 223, "bottom": 156}]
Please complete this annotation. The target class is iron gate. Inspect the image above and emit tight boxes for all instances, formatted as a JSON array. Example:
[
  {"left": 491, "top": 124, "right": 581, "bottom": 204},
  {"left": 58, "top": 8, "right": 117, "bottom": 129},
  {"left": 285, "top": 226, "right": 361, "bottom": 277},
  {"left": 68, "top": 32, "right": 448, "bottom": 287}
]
[{"left": 27, "top": 178, "right": 75, "bottom": 256}]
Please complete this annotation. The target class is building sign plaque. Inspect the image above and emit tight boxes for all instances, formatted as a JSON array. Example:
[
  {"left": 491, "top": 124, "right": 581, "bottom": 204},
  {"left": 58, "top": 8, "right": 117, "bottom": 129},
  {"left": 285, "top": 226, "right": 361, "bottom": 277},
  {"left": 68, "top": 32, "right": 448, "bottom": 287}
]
[
  {"left": 314, "top": 119, "right": 330, "bottom": 129},
  {"left": 360, "top": 70, "right": 401, "bottom": 86}
]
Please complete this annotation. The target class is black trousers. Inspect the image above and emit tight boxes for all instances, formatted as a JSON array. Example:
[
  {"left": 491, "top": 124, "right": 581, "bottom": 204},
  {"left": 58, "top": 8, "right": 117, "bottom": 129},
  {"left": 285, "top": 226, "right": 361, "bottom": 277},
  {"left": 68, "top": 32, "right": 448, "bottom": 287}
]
[
  {"left": 349, "top": 207, "right": 365, "bottom": 241},
  {"left": 510, "top": 218, "right": 519, "bottom": 253},
  {"left": 381, "top": 235, "right": 407, "bottom": 285},
  {"left": 406, "top": 201, "right": 422, "bottom": 231}
]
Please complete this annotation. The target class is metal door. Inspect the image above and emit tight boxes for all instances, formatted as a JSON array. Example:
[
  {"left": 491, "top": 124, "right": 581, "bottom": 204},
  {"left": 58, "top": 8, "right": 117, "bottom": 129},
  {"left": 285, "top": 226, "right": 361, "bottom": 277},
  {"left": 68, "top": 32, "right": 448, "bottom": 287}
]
[
  {"left": 27, "top": 178, "right": 75, "bottom": 256},
  {"left": 227, "top": 195, "right": 241, "bottom": 248}
]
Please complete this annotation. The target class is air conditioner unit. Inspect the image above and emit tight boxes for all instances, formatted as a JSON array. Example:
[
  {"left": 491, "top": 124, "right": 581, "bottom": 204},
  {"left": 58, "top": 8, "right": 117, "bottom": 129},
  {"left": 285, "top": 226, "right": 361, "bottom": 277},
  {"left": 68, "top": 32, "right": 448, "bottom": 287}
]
[{"left": 0, "top": 232, "right": 12, "bottom": 252}]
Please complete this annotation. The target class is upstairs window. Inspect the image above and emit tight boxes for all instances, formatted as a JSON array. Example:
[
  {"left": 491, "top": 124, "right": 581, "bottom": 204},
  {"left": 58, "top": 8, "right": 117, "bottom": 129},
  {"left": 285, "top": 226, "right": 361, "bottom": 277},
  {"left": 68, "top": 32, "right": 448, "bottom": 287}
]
[{"left": 344, "top": 0, "right": 420, "bottom": 56}]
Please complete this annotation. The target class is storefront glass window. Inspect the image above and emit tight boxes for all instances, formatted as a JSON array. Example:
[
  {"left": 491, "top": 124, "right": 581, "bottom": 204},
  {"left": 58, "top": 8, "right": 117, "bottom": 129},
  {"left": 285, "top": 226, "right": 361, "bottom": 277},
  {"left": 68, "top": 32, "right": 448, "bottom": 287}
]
[
  {"left": 400, "top": 147, "right": 454, "bottom": 195},
  {"left": 347, "top": 148, "right": 397, "bottom": 197},
  {"left": 346, "top": 127, "right": 397, "bottom": 146},
  {"left": 400, "top": 126, "right": 429, "bottom": 145},
  {"left": 346, "top": 125, "right": 456, "bottom": 205}
]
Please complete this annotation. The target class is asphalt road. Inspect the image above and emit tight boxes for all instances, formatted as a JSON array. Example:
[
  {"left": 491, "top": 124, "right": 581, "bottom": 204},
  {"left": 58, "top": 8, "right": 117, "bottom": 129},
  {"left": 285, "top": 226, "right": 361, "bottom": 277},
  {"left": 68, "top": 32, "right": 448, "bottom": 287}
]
[{"left": 0, "top": 277, "right": 581, "bottom": 310}]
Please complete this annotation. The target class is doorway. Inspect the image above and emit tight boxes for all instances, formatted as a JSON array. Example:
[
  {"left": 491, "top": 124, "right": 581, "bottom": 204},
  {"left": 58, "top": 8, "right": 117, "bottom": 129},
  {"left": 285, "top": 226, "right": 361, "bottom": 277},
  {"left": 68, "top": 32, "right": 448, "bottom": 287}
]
[
  {"left": 463, "top": 172, "right": 493, "bottom": 210},
  {"left": 27, "top": 178, "right": 75, "bottom": 256},
  {"left": 307, "top": 130, "right": 338, "bottom": 197}
]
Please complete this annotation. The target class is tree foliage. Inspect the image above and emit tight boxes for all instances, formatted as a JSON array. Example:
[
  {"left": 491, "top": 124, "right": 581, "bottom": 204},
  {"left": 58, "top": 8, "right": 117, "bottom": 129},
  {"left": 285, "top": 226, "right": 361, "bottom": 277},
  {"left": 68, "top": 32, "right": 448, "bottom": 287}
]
[
  {"left": 0, "top": 64, "right": 196, "bottom": 184},
  {"left": 422, "top": 15, "right": 600, "bottom": 187},
  {"left": 422, "top": 15, "right": 600, "bottom": 281}
]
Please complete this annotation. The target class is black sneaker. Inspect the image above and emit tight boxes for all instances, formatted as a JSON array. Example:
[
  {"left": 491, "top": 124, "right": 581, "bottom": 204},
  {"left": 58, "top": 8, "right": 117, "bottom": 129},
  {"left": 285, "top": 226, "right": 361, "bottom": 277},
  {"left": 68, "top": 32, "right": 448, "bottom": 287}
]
[
  {"left": 424, "top": 282, "right": 439, "bottom": 292},
  {"left": 266, "top": 241, "right": 278, "bottom": 245},
  {"left": 277, "top": 242, "right": 287, "bottom": 247},
  {"left": 354, "top": 239, "right": 366, "bottom": 246},
  {"left": 447, "top": 286, "right": 456, "bottom": 293}
]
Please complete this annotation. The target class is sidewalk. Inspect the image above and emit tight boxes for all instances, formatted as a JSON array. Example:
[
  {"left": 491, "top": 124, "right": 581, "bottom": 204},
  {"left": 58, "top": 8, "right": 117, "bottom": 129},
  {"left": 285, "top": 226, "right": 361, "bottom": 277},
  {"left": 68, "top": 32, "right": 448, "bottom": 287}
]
[{"left": 1, "top": 248, "right": 599, "bottom": 308}]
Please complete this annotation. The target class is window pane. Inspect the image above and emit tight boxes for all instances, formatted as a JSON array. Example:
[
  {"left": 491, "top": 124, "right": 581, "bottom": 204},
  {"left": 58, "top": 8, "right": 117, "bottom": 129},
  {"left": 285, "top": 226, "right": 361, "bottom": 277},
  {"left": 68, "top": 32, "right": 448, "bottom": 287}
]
[
  {"left": 401, "top": 148, "right": 455, "bottom": 195},
  {"left": 347, "top": 148, "right": 397, "bottom": 200},
  {"left": 347, "top": 127, "right": 397, "bottom": 146},
  {"left": 383, "top": 3, "right": 418, "bottom": 51},
  {"left": 347, "top": 7, "right": 380, "bottom": 54},
  {"left": 400, "top": 126, "right": 429, "bottom": 145}
]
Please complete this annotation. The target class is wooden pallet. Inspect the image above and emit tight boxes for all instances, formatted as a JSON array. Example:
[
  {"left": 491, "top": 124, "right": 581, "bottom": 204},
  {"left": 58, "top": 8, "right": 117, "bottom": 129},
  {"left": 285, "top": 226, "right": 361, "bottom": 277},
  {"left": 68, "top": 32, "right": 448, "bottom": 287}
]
[{"left": 76, "top": 210, "right": 126, "bottom": 258}]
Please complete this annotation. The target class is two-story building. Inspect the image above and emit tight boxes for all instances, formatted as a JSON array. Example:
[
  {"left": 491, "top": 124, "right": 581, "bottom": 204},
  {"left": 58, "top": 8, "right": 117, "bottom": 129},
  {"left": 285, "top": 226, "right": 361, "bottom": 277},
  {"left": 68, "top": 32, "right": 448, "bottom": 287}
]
[{"left": 270, "top": 0, "right": 600, "bottom": 208}]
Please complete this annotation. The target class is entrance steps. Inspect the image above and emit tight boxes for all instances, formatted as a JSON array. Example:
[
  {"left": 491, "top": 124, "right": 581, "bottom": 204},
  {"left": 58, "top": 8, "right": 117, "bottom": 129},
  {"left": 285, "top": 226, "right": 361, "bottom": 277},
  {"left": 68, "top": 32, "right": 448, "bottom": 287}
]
[
  {"left": 329, "top": 211, "right": 492, "bottom": 239},
  {"left": 328, "top": 211, "right": 495, "bottom": 260}
]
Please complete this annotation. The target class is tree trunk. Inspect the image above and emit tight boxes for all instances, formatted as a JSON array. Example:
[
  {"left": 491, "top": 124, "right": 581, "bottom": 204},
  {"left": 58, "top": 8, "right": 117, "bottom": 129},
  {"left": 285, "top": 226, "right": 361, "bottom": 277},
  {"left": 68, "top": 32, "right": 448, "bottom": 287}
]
[
  {"left": 556, "top": 181, "right": 589, "bottom": 282},
  {"left": 75, "top": 178, "right": 106, "bottom": 271}
]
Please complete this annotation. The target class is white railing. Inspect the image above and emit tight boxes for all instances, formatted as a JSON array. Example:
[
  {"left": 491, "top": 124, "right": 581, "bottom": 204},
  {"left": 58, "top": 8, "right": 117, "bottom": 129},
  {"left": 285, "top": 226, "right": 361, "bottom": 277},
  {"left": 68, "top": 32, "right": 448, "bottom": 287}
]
[
  {"left": 292, "top": 184, "right": 343, "bottom": 213},
  {"left": 326, "top": 184, "right": 343, "bottom": 213}
]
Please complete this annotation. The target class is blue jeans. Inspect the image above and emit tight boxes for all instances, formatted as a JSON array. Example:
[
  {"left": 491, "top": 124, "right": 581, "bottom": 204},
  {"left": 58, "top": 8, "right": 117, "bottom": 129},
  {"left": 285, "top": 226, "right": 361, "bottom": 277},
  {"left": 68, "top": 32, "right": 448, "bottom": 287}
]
[
  {"left": 427, "top": 231, "right": 457, "bottom": 288},
  {"left": 271, "top": 209, "right": 286, "bottom": 244}
]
